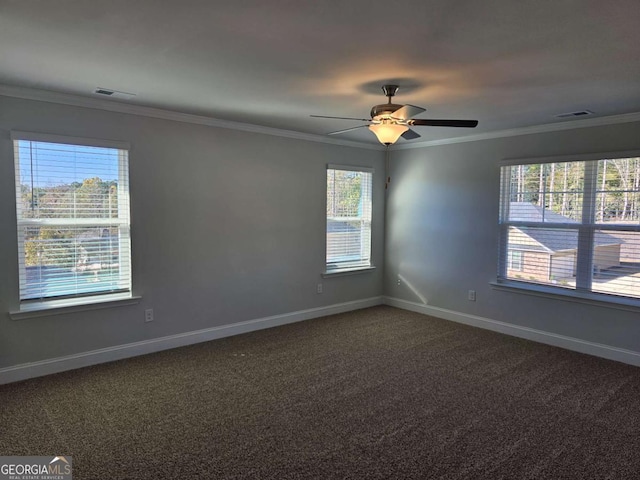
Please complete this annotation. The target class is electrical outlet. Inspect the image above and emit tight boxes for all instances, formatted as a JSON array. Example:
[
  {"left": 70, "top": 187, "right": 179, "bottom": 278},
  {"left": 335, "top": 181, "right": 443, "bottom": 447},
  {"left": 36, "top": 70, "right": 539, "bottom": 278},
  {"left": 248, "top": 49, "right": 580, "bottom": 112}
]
[
  {"left": 144, "top": 308, "right": 154, "bottom": 322},
  {"left": 317, "top": 283, "right": 323, "bottom": 294},
  {"left": 468, "top": 290, "right": 476, "bottom": 301}
]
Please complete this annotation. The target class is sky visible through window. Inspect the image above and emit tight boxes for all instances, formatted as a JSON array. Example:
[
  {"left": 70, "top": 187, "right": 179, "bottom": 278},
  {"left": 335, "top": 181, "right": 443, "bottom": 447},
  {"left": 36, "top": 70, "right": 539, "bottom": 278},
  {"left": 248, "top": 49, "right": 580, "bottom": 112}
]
[{"left": 18, "top": 140, "right": 119, "bottom": 188}]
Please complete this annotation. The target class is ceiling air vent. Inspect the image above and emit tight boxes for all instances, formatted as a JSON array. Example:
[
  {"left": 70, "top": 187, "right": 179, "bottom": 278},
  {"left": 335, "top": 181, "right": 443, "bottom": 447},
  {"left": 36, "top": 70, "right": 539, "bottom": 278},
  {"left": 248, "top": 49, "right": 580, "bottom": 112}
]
[
  {"left": 94, "top": 88, "right": 136, "bottom": 99},
  {"left": 555, "top": 110, "right": 594, "bottom": 119}
]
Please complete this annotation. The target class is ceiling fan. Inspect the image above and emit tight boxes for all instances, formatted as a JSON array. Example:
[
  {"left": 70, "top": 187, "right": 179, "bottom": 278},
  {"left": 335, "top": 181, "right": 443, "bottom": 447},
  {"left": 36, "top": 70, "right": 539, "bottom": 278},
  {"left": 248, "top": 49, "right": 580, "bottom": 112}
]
[{"left": 311, "top": 84, "right": 478, "bottom": 145}]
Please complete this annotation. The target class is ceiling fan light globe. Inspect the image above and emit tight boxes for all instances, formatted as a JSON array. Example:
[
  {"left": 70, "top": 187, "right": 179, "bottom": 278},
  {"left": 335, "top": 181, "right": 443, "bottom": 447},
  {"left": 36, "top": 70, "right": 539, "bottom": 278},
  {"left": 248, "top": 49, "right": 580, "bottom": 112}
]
[{"left": 368, "top": 123, "right": 408, "bottom": 145}]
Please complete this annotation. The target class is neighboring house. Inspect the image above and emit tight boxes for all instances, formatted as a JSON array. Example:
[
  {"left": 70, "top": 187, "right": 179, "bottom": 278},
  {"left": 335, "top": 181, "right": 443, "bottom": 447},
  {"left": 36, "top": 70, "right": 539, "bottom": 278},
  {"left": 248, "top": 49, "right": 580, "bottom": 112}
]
[{"left": 507, "top": 202, "right": 622, "bottom": 282}]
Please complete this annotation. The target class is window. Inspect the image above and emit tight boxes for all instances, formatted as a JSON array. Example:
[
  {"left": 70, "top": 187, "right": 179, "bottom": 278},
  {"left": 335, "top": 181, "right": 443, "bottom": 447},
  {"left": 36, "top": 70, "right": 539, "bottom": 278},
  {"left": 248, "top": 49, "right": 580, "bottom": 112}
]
[
  {"left": 498, "top": 155, "right": 640, "bottom": 302},
  {"left": 13, "top": 132, "right": 132, "bottom": 304},
  {"left": 326, "top": 165, "right": 373, "bottom": 272},
  {"left": 507, "top": 250, "right": 523, "bottom": 271}
]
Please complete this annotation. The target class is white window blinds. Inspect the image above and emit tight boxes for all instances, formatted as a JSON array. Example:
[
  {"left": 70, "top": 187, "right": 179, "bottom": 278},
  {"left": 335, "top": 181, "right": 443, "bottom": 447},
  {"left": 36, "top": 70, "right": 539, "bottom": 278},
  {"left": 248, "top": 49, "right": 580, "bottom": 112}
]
[
  {"left": 13, "top": 133, "right": 132, "bottom": 302},
  {"left": 326, "top": 166, "right": 373, "bottom": 271},
  {"left": 499, "top": 157, "right": 640, "bottom": 301}
]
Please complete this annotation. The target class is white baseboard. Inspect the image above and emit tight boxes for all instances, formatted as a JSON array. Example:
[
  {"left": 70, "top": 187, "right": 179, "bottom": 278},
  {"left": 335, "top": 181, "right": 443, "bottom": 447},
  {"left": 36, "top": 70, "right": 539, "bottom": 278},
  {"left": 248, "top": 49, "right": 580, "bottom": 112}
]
[
  {"left": 384, "top": 296, "right": 640, "bottom": 368},
  {"left": 0, "top": 296, "right": 383, "bottom": 385}
]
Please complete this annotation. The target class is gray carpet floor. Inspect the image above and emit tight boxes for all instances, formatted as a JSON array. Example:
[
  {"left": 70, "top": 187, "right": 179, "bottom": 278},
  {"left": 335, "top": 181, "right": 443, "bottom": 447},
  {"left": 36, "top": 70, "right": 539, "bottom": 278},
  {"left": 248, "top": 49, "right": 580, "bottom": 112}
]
[{"left": 1, "top": 305, "right": 640, "bottom": 479}]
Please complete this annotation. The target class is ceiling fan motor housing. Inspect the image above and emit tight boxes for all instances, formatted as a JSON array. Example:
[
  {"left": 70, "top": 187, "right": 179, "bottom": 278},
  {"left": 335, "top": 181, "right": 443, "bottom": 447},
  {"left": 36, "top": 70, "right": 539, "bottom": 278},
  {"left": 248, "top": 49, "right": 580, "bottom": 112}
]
[
  {"left": 370, "top": 103, "right": 403, "bottom": 119},
  {"left": 371, "top": 84, "right": 402, "bottom": 119}
]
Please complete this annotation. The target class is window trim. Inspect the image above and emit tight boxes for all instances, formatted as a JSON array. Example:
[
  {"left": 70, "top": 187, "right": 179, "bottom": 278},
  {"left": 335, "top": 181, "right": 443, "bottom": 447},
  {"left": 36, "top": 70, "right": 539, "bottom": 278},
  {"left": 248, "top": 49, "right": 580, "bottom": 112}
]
[
  {"left": 10, "top": 293, "right": 142, "bottom": 320},
  {"left": 325, "top": 164, "right": 374, "bottom": 274},
  {"left": 322, "top": 266, "right": 376, "bottom": 277},
  {"left": 490, "top": 280, "right": 640, "bottom": 313},
  {"left": 10, "top": 130, "right": 131, "bottom": 150},
  {"left": 497, "top": 149, "right": 640, "bottom": 306},
  {"left": 11, "top": 131, "right": 134, "bottom": 312}
]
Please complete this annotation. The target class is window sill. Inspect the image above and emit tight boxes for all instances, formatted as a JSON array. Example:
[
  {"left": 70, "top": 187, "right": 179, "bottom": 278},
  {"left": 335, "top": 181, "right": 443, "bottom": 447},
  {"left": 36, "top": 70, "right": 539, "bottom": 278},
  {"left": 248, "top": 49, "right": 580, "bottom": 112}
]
[
  {"left": 490, "top": 280, "right": 640, "bottom": 313},
  {"left": 9, "top": 293, "right": 141, "bottom": 320},
  {"left": 322, "top": 266, "right": 376, "bottom": 278}
]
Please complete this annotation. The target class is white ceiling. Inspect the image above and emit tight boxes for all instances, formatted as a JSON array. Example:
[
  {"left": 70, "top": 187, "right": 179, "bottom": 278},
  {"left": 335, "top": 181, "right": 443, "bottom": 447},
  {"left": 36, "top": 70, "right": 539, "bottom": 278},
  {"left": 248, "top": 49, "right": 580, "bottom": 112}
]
[{"left": 1, "top": 0, "right": 640, "bottom": 145}]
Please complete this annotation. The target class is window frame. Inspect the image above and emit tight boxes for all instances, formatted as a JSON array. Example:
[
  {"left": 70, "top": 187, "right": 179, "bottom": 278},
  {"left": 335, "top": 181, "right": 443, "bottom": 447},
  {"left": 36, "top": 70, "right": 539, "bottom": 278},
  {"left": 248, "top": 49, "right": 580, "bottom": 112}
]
[
  {"left": 324, "top": 164, "right": 374, "bottom": 275},
  {"left": 497, "top": 150, "right": 640, "bottom": 307},
  {"left": 11, "top": 131, "right": 135, "bottom": 314},
  {"left": 507, "top": 250, "right": 523, "bottom": 271}
]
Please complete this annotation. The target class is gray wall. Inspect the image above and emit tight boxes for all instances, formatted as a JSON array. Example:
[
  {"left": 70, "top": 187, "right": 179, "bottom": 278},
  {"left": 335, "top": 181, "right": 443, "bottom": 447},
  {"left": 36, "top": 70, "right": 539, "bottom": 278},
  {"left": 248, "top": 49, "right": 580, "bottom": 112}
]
[
  {"left": 4, "top": 92, "right": 639, "bottom": 372},
  {"left": 385, "top": 121, "right": 640, "bottom": 352},
  {"left": 0, "top": 95, "right": 385, "bottom": 368}
]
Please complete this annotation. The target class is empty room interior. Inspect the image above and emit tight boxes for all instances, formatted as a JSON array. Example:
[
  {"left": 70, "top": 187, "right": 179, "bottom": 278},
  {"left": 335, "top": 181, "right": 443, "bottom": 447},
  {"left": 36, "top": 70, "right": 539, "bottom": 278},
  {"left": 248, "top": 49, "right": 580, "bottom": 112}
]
[{"left": 2, "top": 1, "right": 640, "bottom": 478}]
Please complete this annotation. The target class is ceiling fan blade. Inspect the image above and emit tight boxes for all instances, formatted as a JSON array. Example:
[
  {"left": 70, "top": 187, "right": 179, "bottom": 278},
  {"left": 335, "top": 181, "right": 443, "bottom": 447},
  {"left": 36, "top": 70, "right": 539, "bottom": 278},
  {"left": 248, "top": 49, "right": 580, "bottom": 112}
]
[
  {"left": 391, "top": 104, "right": 426, "bottom": 120},
  {"left": 311, "top": 114, "right": 372, "bottom": 122},
  {"left": 410, "top": 119, "right": 478, "bottom": 128},
  {"left": 401, "top": 129, "right": 421, "bottom": 140},
  {"left": 327, "top": 125, "right": 369, "bottom": 135}
]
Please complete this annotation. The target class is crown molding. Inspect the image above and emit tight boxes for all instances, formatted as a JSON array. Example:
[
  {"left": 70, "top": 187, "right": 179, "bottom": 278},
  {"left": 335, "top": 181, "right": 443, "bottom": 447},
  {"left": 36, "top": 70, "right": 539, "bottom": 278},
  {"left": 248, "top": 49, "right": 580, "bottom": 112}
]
[
  {"left": 392, "top": 111, "right": 640, "bottom": 150},
  {"left": 0, "top": 84, "right": 383, "bottom": 151},
  {"left": 3, "top": 83, "right": 639, "bottom": 153}
]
